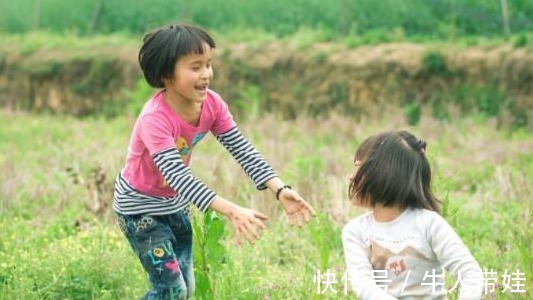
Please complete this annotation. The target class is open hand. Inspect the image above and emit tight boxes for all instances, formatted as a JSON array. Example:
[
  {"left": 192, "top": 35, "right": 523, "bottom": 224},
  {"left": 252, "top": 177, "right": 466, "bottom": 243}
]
[
  {"left": 278, "top": 189, "right": 316, "bottom": 227},
  {"left": 228, "top": 206, "right": 268, "bottom": 245}
]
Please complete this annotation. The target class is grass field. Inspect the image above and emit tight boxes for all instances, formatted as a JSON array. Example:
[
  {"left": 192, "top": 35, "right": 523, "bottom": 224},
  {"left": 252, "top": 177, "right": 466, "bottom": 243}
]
[{"left": 0, "top": 108, "right": 531, "bottom": 299}]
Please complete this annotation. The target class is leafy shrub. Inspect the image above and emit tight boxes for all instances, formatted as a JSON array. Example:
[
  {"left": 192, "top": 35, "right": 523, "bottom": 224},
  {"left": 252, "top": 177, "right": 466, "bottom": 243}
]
[
  {"left": 192, "top": 211, "right": 227, "bottom": 299},
  {"left": 513, "top": 32, "right": 529, "bottom": 48},
  {"left": 475, "top": 86, "right": 505, "bottom": 117},
  {"left": 233, "top": 85, "right": 263, "bottom": 121},
  {"left": 127, "top": 78, "right": 156, "bottom": 117},
  {"left": 422, "top": 51, "right": 449, "bottom": 76},
  {"left": 403, "top": 102, "right": 421, "bottom": 126}
]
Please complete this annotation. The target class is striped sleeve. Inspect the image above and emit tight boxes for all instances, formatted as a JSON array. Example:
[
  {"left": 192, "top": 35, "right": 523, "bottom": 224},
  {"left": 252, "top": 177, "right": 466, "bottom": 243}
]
[
  {"left": 215, "top": 127, "right": 277, "bottom": 190},
  {"left": 152, "top": 148, "right": 216, "bottom": 212},
  {"left": 113, "top": 173, "right": 189, "bottom": 215}
]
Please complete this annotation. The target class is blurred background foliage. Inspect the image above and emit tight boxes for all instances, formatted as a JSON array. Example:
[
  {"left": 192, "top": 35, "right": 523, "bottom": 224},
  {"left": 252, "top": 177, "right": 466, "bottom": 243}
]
[
  {"left": 1, "top": 0, "right": 532, "bottom": 40},
  {"left": 1, "top": 1, "right": 532, "bottom": 129}
]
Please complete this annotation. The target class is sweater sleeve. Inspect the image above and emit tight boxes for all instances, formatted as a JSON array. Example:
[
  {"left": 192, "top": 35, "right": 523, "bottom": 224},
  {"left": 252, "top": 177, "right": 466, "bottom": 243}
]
[
  {"left": 215, "top": 126, "right": 277, "bottom": 190},
  {"left": 342, "top": 221, "right": 399, "bottom": 300},
  {"left": 152, "top": 148, "right": 216, "bottom": 212},
  {"left": 427, "top": 213, "right": 483, "bottom": 300}
]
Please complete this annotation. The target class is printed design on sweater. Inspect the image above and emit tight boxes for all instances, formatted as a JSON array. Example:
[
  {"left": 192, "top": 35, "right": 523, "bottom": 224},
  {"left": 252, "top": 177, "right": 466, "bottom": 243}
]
[
  {"left": 369, "top": 241, "right": 428, "bottom": 276},
  {"left": 176, "top": 132, "right": 207, "bottom": 162},
  {"left": 162, "top": 132, "right": 207, "bottom": 188}
]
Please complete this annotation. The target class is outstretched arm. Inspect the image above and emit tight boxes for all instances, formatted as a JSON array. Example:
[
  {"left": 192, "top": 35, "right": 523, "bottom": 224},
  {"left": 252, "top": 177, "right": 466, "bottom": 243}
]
[
  {"left": 153, "top": 147, "right": 268, "bottom": 245},
  {"left": 216, "top": 127, "right": 315, "bottom": 226}
]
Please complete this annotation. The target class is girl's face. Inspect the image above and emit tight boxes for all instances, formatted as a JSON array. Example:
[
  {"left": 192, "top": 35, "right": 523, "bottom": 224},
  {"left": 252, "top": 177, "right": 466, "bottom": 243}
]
[{"left": 164, "top": 42, "right": 213, "bottom": 105}]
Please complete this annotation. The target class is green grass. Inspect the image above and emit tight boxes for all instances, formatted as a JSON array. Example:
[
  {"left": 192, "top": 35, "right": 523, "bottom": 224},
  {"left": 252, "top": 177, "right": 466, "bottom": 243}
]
[
  {"left": 1, "top": 29, "right": 532, "bottom": 58},
  {"left": 0, "top": 109, "right": 532, "bottom": 299},
  {"left": 0, "top": 31, "right": 139, "bottom": 57}
]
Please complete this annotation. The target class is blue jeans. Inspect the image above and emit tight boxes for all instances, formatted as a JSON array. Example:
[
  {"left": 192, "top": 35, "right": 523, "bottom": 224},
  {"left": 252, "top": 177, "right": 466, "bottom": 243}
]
[{"left": 116, "top": 211, "right": 194, "bottom": 300}]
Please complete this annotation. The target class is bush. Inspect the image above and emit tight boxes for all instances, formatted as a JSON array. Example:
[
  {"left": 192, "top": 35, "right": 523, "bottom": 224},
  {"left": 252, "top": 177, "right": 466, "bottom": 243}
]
[
  {"left": 404, "top": 102, "right": 421, "bottom": 126},
  {"left": 422, "top": 51, "right": 449, "bottom": 76}
]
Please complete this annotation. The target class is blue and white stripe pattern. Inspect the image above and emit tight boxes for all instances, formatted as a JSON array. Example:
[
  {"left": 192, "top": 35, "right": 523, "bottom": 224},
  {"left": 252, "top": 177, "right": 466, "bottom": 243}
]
[
  {"left": 113, "top": 172, "right": 191, "bottom": 215},
  {"left": 153, "top": 148, "right": 217, "bottom": 212},
  {"left": 216, "top": 127, "right": 277, "bottom": 190}
]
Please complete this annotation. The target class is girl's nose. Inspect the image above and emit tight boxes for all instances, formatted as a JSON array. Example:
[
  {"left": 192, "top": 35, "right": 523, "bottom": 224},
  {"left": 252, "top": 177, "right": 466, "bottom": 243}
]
[
  {"left": 203, "top": 65, "right": 213, "bottom": 78},
  {"left": 200, "top": 69, "right": 209, "bottom": 79}
]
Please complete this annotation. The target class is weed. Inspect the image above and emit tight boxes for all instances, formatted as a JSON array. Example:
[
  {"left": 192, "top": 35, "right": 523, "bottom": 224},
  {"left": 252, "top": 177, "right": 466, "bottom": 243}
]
[
  {"left": 192, "top": 211, "right": 227, "bottom": 299},
  {"left": 127, "top": 78, "right": 157, "bottom": 117},
  {"left": 233, "top": 85, "right": 263, "bottom": 121}
]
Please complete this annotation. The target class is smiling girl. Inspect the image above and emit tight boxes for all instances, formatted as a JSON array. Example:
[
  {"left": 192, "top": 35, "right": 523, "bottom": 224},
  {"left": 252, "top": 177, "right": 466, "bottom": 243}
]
[{"left": 114, "top": 24, "right": 315, "bottom": 299}]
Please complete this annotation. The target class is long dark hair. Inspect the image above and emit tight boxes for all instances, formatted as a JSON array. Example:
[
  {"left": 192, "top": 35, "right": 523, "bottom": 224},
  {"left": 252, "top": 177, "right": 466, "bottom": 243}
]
[
  {"left": 349, "top": 130, "right": 441, "bottom": 213},
  {"left": 138, "top": 24, "right": 216, "bottom": 88}
]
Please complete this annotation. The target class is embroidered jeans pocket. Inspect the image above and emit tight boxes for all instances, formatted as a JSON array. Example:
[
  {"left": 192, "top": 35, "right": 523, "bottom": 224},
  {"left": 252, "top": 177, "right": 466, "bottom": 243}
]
[{"left": 133, "top": 215, "right": 157, "bottom": 233}]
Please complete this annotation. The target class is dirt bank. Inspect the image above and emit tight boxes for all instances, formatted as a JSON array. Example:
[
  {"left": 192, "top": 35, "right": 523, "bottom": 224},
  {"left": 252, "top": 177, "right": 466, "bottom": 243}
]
[{"left": 0, "top": 41, "right": 531, "bottom": 125}]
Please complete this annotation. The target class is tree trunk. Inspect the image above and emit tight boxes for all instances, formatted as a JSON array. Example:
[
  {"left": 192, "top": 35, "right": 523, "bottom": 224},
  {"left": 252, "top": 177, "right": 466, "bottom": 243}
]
[
  {"left": 340, "top": 0, "right": 348, "bottom": 35},
  {"left": 88, "top": 0, "right": 104, "bottom": 34},
  {"left": 449, "top": 0, "right": 455, "bottom": 45},
  {"left": 500, "top": 0, "right": 511, "bottom": 38},
  {"left": 33, "top": 0, "right": 40, "bottom": 30}
]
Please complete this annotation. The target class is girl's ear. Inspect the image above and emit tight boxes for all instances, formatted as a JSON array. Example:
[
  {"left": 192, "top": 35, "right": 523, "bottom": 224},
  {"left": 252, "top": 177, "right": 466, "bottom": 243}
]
[{"left": 162, "top": 76, "right": 171, "bottom": 87}]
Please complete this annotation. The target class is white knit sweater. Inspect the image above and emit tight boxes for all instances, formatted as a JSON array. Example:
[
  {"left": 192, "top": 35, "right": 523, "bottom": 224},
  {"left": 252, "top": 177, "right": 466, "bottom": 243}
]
[{"left": 342, "top": 208, "right": 483, "bottom": 300}]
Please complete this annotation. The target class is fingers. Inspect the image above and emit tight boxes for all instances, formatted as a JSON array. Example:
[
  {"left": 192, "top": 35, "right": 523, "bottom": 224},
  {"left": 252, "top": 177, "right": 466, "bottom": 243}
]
[
  {"left": 250, "top": 215, "right": 267, "bottom": 231},
  {"left": 239, "top": 224, "right": 255, "bottom": 244},
  {"left": 301, "top": 200, "right": 316, "bottom": 217},
  {"left": 253, "top": 211, "right": 269, "bottom": 221},
  {"left": 297, "top": 213, "right": 303, "bottom": 228},
  {"left": 231, "top": 218, "right": 242, "bottom": 246},
  {"left": 232, "top": 219, "right": 259, "bottom": 246},
  {"left": 286, "top": 214, "right": 294, "bottom": 227},
  {"left": 287, "top": 201, "right": 316, "bottom": 228},
  {"left": 232, "top": 210, "right": 268, "bottom": 245},
  {"left": 239, "top": 221, "right": 264, "bottom": 245},
  {"left": 244, "top": 220, "right": 260, "bottom": 241},
  {"left": 291, "top": 207, "right": 306, "bottom": 228},
  {"left": 282, "top": 191, "right": 317, "bottom": 220},
  {"left": 303, "top": 208, "right": 312, "bottom": 223}
]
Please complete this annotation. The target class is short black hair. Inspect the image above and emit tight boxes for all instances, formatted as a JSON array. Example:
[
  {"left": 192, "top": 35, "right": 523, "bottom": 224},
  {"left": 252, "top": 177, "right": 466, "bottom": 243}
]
[
  {"left": 349, "top": 130, "right": 441, "bottom": 213},
  {"left": 138, "top": 24, "right": 216, "bottom": 88}
]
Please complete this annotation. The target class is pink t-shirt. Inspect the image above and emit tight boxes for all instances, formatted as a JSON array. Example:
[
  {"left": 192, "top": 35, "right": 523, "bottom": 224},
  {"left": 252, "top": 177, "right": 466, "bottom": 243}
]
[{"left": 122, "top": 89, "right": 236, "bottom": 197}]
